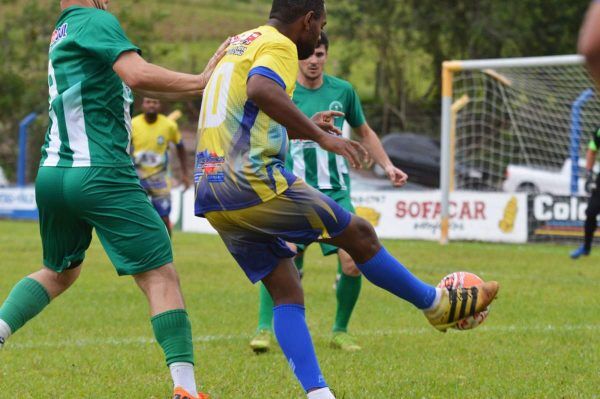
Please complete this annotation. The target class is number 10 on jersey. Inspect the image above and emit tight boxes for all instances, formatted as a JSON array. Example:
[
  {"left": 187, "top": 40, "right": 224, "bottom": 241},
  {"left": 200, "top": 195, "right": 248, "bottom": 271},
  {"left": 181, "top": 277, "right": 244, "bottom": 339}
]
[{"left": 199, "top": 62, "right": 234, "bottom": 129}]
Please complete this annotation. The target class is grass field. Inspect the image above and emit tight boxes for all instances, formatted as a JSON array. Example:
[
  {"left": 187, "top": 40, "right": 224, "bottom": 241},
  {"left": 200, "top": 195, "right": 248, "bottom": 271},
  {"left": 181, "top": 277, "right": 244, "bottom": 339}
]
[{"left": 0, "top": 220, "right": 599, "bottom": 398}]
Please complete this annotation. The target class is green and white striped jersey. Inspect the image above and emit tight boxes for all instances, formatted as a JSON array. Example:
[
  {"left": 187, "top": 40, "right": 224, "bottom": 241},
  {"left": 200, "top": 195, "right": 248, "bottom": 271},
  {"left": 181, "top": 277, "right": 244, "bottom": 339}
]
[
  {"left": 286, "top": 74, "right": 366, "bottom": 191},
  {"left": 40, "top": 6, "right": 140, "bottom": 168}
]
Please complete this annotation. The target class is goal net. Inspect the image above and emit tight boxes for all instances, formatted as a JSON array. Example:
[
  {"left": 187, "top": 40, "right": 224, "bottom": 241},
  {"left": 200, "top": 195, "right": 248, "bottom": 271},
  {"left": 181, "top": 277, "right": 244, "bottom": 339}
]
[{"left": 440, "top": 55, "right": 600, "bottom": 242}]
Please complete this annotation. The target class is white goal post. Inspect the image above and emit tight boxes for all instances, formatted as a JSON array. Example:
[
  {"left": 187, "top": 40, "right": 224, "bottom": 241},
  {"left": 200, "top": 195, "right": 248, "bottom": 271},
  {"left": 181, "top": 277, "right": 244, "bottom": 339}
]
[{"left": 440, "top": 55, "right": 598, "bottom": 244}]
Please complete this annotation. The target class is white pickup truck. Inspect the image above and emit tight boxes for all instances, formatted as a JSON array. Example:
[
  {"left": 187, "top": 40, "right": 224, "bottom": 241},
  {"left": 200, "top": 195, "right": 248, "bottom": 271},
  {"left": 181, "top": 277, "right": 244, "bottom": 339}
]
[{"left": 502, "top": 159, "right": 599, "bottom": 195}]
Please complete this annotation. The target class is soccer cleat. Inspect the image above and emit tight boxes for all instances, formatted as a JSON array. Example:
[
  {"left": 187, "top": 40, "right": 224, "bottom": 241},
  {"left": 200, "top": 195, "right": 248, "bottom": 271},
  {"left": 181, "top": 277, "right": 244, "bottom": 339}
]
[
  {"left": 424, "top": 281, "right": 499, "bottom": 332},
  {"left": 173, "top": 387, "right": 209, "bottom": 399},
  {"left": 330, "top": 332, "right": 362, "bottom": 352},
  {"left": 250, "top": 329, "right": 273, "bottom": 353},
  {"left": 570, "top": 245, "right": 590, "bottom": 259}
]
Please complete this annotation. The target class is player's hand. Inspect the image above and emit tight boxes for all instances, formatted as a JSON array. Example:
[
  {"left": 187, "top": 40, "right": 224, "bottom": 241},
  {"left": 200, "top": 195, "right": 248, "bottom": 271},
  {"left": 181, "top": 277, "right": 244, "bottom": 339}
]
[
  {"left": 181, "top": 174, "right": 192, "bottom": 190},
  {"left": 199, "top": 37, "right": 231, "bottom": 89},
  {"left": 318, "top": 134, "right": 369, "bottom": 169},
  {"left": 311, "top": 111, "right": 344, "bottom": 136},
  {"left": 385, "top": 165, "right": 408, "bottom": 187},
  {"left": 585, "top": 170, "right": 596, "bottom": 194}
]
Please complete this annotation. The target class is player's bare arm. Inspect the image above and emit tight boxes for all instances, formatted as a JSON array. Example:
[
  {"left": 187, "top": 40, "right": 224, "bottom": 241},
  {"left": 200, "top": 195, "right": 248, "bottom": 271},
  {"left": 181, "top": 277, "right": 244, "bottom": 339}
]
[
  {"left": 247, "top": 75, "right": 368, "bottom": 168},
  {"left": 579, "top": 1, "right": 600, "bottom": 85},
  {"left": 176, "top": 144, "right": 192, "bottom": 190},
  {"left": 113, "top": 38, "right": 230, "bottom": 100},
  {"left": 354, "top": 123, "right": 408, "bottom": 187}
]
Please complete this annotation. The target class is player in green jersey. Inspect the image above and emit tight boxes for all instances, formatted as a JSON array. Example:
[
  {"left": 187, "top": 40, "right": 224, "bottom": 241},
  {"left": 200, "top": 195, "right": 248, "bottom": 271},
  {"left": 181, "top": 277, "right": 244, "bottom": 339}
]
[
  {"left": 250, "top": 32, "right": 408, "bottom": 353},
  {"left": 0, "top": 1, "right": 227, "bottom": 398}
]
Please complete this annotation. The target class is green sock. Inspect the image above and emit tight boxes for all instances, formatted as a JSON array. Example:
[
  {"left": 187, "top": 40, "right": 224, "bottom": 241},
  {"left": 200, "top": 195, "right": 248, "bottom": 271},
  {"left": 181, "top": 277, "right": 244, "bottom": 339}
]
[
  {"left": 0, "top": 277, "right": 50, "bottom": 334},
  {"left": 256, "top": 253, "right": 304, "bottom": 332},
  {"left": 333, "top": 258, "right": 362, "bottom": 333},
  {"left": 257, "top": 282, "right": 274, "bottom": 331},
  {"left": 151, "top": 309, "right": 194, "bottom": 366}
]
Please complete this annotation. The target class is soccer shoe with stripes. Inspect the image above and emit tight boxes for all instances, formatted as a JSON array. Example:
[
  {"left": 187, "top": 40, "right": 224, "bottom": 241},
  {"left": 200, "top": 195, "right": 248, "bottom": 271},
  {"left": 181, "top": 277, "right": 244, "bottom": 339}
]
[
  {"left": 250, "top": 329, "right": 273, "bottom": 354},
  {"left": 424, "top": 281, "right": 499, "bottom": 332},
  {"left": 173, "top": 387, "right": 209, "bottom": 399},
  {"left": 330, "top": 332, "right": 362, "bottom": 352}
]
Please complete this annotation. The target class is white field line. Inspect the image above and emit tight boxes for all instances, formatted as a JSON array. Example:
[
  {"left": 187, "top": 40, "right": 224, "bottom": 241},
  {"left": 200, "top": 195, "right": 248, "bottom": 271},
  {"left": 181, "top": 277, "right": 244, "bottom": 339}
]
[{"left": 7, "top": 324, "right": 600, "bottom": 350}]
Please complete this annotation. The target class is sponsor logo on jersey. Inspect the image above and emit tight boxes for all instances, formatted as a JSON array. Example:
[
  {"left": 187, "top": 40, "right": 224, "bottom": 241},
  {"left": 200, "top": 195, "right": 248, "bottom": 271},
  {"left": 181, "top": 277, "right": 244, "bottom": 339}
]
[
  {"left": 195, "top": 150, "right": 225, "bottom": 183},
  {"left": 227, "top": 46, "right": 246, "bottom": 56},
  {"left": 231, "top": 31, "right": 262, "bottom": 46},
  {"left": 228, "top": 31, "right": 263, "bottom": 56},
  {"left": 329, "top": 101, "right": 344, "bottom": 113},
  {"left": 50, "top": 23, "right": 68, "bottom": 48},
  {"left": 157, "top": 136, "right": 165, "bottom": 145}
]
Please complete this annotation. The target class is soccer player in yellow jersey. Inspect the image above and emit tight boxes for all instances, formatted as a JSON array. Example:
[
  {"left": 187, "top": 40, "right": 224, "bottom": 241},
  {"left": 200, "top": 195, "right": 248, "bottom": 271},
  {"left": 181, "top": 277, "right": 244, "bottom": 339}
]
[
  {"left": 132, "top": 98, "right": 191, "bottom": 235},
  {"left": 195, "top": 1, "right": 498, "bottom": 397}
]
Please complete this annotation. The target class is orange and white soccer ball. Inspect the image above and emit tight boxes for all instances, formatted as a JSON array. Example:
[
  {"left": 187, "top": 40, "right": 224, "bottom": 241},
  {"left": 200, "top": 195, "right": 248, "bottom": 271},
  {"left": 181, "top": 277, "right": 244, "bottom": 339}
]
[{"left": 437, "top": 271, "right": 490, "bottom": 330}]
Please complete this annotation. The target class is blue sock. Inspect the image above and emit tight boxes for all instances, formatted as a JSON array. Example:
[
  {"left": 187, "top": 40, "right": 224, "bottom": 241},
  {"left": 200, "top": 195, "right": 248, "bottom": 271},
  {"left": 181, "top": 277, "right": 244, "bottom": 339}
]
[
  {"left": 273, "top": 304, "right": 327, "bottom": 392},
  {"left": 356, "top": 247, "right": 437, "bottom": 309}
]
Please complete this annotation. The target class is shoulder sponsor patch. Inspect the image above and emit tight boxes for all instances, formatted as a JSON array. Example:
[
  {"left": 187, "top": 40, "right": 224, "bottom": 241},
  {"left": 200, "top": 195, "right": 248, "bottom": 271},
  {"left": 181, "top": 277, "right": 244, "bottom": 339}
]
[
  {"left": 50, "top": 23, "right": 68, "bottom": 49},
  {"left": 227, "top": 31, "right": 263, "bottom": 56}
]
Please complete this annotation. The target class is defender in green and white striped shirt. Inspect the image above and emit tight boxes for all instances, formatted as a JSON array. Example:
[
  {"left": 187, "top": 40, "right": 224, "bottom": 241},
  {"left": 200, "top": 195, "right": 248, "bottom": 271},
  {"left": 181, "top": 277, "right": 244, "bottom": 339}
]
[
  {"left": 250, "top": 32, "right": 408, "bottom": 354},
  {"left": 286, "top": 72, "right": 363, "bottom": 191},
  {"left": 0, "top": 1, "right": 228, "bottom": 397}
]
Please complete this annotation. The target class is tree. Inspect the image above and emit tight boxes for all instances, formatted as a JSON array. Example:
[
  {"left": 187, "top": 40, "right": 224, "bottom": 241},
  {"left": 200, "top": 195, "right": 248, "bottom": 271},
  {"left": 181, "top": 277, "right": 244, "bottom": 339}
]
[
  {"left": 0, "top": 0, "right": 55, "bottom": 181},
  {"left": 0, "top": 0, "right": 166, "bottom": 182},
  {"left": 329, "top": 0, "right": 590, "bottom": 134}
]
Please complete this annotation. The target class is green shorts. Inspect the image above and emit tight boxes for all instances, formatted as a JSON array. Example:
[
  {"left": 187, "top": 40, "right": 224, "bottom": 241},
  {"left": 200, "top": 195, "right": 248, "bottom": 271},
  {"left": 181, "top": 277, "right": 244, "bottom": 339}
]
[
  {"left": 295, "top": 189, "right": 355, "bottom": 256},
  {"left": 35, "top": 166, "right": 173, "bottom": 276}
]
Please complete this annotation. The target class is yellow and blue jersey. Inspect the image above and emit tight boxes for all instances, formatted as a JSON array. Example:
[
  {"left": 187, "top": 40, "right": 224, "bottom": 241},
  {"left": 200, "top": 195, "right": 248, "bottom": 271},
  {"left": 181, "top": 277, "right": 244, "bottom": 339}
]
[
  {"left": 131, "top": 114, "right": 182, "bottom": 179},
  {"left": 195, "top": 25, "right": 299, "bottom": 216}
]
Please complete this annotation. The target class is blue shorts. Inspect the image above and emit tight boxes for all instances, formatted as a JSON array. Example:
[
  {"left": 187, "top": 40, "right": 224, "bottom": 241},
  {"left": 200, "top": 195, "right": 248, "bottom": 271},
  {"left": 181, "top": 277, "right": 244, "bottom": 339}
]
[
  {"left": 204, "top": 179, "right": 352, "bottom": 283},
  {"left": 139, "top": 171, "right": 171, "bottom": 218}
]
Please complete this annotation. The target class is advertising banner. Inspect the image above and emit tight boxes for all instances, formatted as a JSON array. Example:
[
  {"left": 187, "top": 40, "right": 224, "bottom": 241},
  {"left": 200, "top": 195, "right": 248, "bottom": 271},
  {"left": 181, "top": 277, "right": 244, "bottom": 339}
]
[
  {"left": 0, "top": 186, "right": 529, "bottom": 243},
  {"left": 529, "top": 194, "right": 594, "bottom": 240},
  {"left": 179, "top": 189, "right": 528, "bottom": 243},
  {"left": 352, "top": 191, "right": 528, "bottom": 243},
  {"left": 0, "top": 187, "right": 38, "bottom": 220}
]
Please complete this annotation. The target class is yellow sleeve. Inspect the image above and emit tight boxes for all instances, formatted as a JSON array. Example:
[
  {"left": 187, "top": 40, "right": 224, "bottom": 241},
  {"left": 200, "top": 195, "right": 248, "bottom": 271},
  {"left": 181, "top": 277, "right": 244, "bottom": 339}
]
[
  {"left": 130, "top": 116, "right": 142, "bottom": 145},
  {"left": 249, "top": 40, "right": 298, "bottom": 95}
]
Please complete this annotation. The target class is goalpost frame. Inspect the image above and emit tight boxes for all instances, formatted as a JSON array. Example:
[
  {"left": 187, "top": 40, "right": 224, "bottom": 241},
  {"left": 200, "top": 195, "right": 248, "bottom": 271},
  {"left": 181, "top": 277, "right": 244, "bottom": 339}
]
[{"left": 439, "top": 54, "right": 586, "bottom": 244}]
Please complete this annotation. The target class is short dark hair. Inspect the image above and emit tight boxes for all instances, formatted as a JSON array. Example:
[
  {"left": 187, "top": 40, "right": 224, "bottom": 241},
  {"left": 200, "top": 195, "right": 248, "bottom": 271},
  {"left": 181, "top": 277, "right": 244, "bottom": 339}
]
[
  {"left": 317, "top": 31, "right": 329, "bottom": 51},
  {"left": 269, "top": 0, "right": 325, "bottom": 24}
]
